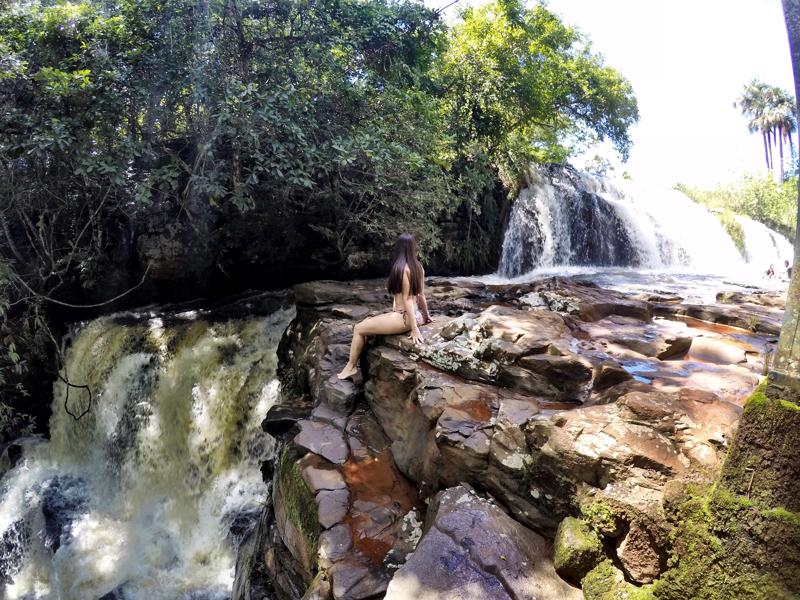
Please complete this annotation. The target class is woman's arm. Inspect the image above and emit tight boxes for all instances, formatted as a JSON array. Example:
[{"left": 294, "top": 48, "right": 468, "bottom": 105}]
[
  {"left": 403, "top": 270, "right": 424, "bottom": 343},
  {"left": 417, "top": 267, "right": 432, "bottom": 324}
]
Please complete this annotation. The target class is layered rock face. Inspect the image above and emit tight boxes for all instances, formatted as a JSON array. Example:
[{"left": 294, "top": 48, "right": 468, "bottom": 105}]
[{"left": 234, "top": 276, "right": 781, "bottom": 600}]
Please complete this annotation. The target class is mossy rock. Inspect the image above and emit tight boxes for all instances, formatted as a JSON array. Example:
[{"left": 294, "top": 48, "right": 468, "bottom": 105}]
[
  {"left": 582, "top": 560, "right": 654, "bottom": 600},
  {"left": 553, "top": 516, "right": 604, "bottom": 584},
  {"left": 719, "top": 387, "right": 800, "bottom": 512},
  {"left": 275, "top": 446, "right": 320, "bottom": 580},
  {"left": 651, "top": 484, "right": 800, "bottom": 600},
  {"left": 649, "top": 386, "right": 800, "bottom": 600},
  {"left": 577, "top": 387, "right": 800, "bottom": 600},
  {"left": 581, "top": 498, "right": 623, "bottom": 537}
]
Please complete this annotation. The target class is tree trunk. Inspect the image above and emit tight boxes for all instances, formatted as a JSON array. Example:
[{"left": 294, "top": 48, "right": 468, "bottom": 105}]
[
  {"left": 767, "top": 129, "right": 775, "bottom": 173},
  {"left": 779, "top": 126, "right": 785, "bottom": 181},
  {"left": 763, "top": 129, "right": 771, "bottom": 172}
]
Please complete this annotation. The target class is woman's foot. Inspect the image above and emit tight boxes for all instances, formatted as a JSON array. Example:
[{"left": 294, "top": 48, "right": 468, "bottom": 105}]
[{"left": 336, "top": 365, "right": 359, "bottom": 380}]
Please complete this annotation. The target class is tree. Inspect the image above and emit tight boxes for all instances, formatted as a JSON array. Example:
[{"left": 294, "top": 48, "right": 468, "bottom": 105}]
[
  {"left": 736, "top": 79, "right": 773, "bottom": 172},
  {"left": 768, "top": 88, "right": 798, "bottom": 182},
  {"left": 427, "top": 0, "right": 638, "bottom": 270},
  {"left": 0, "top": 0, "right": 640, "bottom": 434},
  {"left": 736, "top": 79, "right": 798, "bottom": 179},
  {"left": 434, "top": 0, "right": 638, "bottom": 184}
]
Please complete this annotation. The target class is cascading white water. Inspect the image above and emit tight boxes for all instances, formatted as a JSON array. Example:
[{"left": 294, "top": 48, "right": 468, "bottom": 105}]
[
  {"left": 498, "top": 164, "right": 792, "bottom": 280},
  {"left": 0, "top": 305, "right": 293, "bottom": 600},
  {"left": 734, "top": 215, "right": 794, "bottom": 272}
]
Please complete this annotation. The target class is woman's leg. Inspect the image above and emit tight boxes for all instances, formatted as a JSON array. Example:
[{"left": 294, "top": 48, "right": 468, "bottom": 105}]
[{"left": 337, "top": 312, "right": 409, "bottom": 378}]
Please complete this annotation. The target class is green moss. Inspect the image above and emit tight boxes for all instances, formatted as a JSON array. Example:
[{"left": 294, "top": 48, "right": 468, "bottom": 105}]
[
  {"left": 277, "top": 447, "right": 320, "bottom": 565},
  {"left": 719, "top": 384, "right": 800, "bottom": 512},
  {"left": 651, "top": 443, "right": 800, "bottom": 599},
  {"left": 741, "top": 384, "right": 800, "bottom": 415},
  {"left": 762, "top": 506, "right": 800, "bottom": 527},
  {"left": 582, "top": 560, "right": 654, "bottom": 600},
  {"left": 581, "top": 499, "right": 618, "bottom": 536},
  {"left": 715, "top": 209, "right": 746, "bottom": 257},
  {"left": 610, "top": 384, "right": 800, "bottom": 600},
  {"left": 553, "top": 517, "right": 604, "bottom": 583}
]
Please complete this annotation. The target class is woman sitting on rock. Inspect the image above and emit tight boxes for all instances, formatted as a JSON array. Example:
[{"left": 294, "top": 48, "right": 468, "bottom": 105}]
[{"left": 337, "top": 232, "right": 432, "bottom": 380}]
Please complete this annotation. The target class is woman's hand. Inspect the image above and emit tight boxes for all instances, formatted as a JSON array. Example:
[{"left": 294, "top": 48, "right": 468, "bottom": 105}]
[
  {"left": 409, "top": 328, "right": 424, "bottom": 344},
  {"left": 422, "top": 315, "right": 433, "bottom": 325}
]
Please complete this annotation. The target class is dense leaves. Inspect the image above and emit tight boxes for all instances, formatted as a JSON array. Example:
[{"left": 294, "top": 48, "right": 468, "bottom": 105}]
[
  {"left": 0, "top": 0, "right": 637, "bottom": 428},
  {"left": 736, "top": 79, "right": 798, "bottom": 181},
  {"left": 435, "top": 0, "right": 638, "bottom": 185}
]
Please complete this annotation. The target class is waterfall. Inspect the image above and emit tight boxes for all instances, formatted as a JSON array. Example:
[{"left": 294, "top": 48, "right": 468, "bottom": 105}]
[
  {"left": 498, "top": 164, "right": 783, "bottom": 279},
  {"left": 734, "top": 215, "right": 794, "bottom": 273},
  {"left": 0, "top": 304, "right": 293, "bottom": 600}
]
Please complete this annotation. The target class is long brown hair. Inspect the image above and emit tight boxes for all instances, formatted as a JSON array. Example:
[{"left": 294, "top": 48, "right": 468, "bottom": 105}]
[{"left": 387, "top": 233, "right": 423, "bottom": 296}]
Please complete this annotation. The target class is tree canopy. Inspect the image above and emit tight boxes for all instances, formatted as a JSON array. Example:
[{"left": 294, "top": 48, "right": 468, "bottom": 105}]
[
  {"left": 736, "top": 78, "right": 798, "bottom": 180},
  {"left": 0, "top": 0, "right": 638, "bottom": 428}
]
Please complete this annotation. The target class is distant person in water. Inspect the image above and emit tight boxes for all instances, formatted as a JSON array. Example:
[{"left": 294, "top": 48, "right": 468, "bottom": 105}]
[
  {"left": 766, "top": 264, "right": 776, "bottom": 279},
  {"left": 785, "top": 259, "right": 793, "bottom": 280},
  {"left": 337, "top": 233, "right": 432, "bottom": 380}
]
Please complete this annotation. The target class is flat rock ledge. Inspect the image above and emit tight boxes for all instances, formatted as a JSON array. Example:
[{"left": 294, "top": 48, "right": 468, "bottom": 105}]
[{"left": 234, "top": 276, "right": 782, "bottom": 600}]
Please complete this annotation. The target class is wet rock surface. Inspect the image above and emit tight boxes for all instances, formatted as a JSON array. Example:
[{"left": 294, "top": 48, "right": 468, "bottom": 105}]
[
  {"left": 237, "top": 275, "right": 782, "bottom": 600},
  {"left": 654, "top": 297, "right": 784, "bottom": 336},
  {"left": 384, "top": 485, "right": 581, "bottom": 600}
]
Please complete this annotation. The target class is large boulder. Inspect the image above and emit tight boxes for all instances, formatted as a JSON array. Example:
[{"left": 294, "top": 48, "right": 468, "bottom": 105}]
[
  {"left": 384, "top": 486, "right": 582, "bottom": 600},
  {"left": 517, "top": 277, "right": 653, "bottom": 322},
  {"left": 715, "top": 289, "right": 786, "bottom": 308},
  {"left": 654, "top": 301, "right": 783, "bottom": 336},
  {"left": 578, "top": 315, "right": 693, "bottom": 360}
]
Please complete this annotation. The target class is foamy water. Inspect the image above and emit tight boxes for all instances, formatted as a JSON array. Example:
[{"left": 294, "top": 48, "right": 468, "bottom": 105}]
[
  {"left": 498, "top": 165, "right": 793, "bottom": 281},
  {"left": 0, "top": 307, "right": 293, "bottom": 600}
]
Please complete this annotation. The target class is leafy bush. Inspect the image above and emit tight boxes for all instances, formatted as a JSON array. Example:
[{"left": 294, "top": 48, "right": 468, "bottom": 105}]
[
  {"left": 0, "top": 0, "right": 638, "bottom": 423},
  {"left": 677, "top": 176, "right": 798, "bottom": 242}
]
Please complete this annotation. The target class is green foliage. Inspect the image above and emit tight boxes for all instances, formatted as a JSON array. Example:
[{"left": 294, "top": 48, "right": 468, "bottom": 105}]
[
  {"left": 715, "top": 209, "right": 746, "bottom": 256},
  {"left": 677, "top": 176, "right": 798, "bottom": 242},
  {"left": 0, "top": 0, "right": 637, "bottom": 273},
  {"left": 651, "top": 484, "right": 799, "bottom": 600},
  {"left": 582, "top": 560, "right": 654, "bottom": 600},
  {"left": 433, "top": 0, "right": 639, "bottom": 191},
  {"left": 0, "top": 401, "right": 36, "bottom": 444},
  {"left": 0, "top": 0, "right": 637, "bottom": 420}
]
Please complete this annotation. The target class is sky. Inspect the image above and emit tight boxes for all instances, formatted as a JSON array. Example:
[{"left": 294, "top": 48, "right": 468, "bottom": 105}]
[{"left": 424, "top": 0, "right": 796, "bottom": 188}]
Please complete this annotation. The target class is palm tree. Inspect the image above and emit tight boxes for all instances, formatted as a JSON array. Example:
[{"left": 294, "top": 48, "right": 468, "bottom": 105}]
[
  {"left": 767, "top": 88, "right": 797, "bottom": 181},
  {"left": 736, "top": 79, "right": 773, "bottom": 172},
  {"left": 736, "top": 80, "right": 798, "bottom": 179}
]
